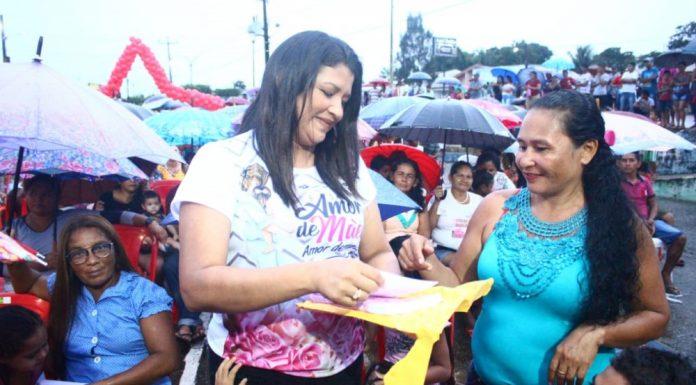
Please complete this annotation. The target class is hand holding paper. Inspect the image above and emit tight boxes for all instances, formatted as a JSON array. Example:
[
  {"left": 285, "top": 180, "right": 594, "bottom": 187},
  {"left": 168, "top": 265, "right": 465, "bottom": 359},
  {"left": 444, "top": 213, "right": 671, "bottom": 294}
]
[{"left": 0, "top": 231, "right": 48, "bottom": 266}]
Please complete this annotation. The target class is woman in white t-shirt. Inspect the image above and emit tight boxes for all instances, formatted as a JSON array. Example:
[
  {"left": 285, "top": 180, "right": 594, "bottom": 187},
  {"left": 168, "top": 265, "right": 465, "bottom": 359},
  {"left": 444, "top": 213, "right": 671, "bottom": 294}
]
[
  {"left": 173, "top": 31, "right": 401, "bottom": 384},
  {"left": 428, "top": 161, "right": 483, "bottom": 265},
  {"left": 475, "top": 151, "right": 516, "bottom": 191}
]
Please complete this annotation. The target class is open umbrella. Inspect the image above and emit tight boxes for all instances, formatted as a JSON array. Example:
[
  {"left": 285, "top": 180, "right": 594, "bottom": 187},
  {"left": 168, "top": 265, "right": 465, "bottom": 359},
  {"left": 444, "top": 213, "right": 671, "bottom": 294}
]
[
  {"left": 654, "top": 39, "right": 696, "bottom": 68},
  {"left": 144, "top": 107, "right": 234, "bottom": 146},
  {"left": 407, "top": 72, "right": 432, "bottom": 82},
  {"left": 360, "top": 96, "right": 428, "bottom": 129},
  {"left": 491, "top": 67, "right": 520, "bottom": 84},
  {"left": 0, "top": 62, "right": 182, "bottom": 164},
  {"left": 0, "top": 61, "right": 182, "bottom": 231},
  {"left": 366, "top": 78, "right": 391, "bottom": 87},
  {"left": 358, "top": 119, "right": 378, "bottom": 143},
  {"left": 541, "top": 57, "right": 575, "bottom": 71},
  {"left": 361, "top": 144, "right": 441, "bottom": 192},
  {"left": 603, "top": 112, "right": 696, "bottom": 154},
  {"left": 432, "top": 77, "right": 461, "bottom": 94},
  {"left": 461, "top": 99, "right": 522, "bottom": 130},
  {"left": 379, "top": 99, "right": 516, "bottom": 151},
  {"left": 367, "top": 169, "right": 421, "bottom": 221},
  {"left": 225, "top": 96, "right": 250, "bottom": 106},
  {"left": 0, "top": 148, "right": 146, "bottom": 180},
  {"left": 118, "top": 101, "right": 154, "bottom": 120}
]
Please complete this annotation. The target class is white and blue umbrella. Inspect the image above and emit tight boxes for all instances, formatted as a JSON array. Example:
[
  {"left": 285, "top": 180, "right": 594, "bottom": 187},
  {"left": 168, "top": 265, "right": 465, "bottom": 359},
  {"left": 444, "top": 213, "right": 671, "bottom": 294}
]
[
  {"left": 359, "top": 96, "right": 428, "bottom": 129},
  {"left": 407, "top": 71, "right": 432, "bottom": 81},
  {"left": 368, "top": 169, "right": 421, "bottom": 221}
]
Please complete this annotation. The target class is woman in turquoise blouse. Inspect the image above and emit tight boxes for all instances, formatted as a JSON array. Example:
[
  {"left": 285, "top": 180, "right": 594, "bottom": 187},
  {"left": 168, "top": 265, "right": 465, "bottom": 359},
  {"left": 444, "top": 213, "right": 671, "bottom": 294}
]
[{"left": 397, "top": 90, "right": 670, "bottom": 385}]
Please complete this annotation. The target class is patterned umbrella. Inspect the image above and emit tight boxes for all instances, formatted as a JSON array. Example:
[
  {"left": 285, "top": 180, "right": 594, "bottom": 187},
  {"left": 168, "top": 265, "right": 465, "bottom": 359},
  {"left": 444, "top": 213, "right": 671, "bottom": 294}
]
[
  {"left": 145, "top": 107, "right": 234, "bottom": 145},
  {"left": 603, "top": 112, "right": 696, "bottom": 154},
  {"left": 0, "top": 148, "right": 146, "bottom": 180}
]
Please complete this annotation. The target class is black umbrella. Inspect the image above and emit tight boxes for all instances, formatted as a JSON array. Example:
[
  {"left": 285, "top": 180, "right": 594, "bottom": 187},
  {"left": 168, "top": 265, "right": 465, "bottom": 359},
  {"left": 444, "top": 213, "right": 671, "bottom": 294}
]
[
  {"left": 378, "top": 99, "right": 516, "bottom": 151},
  {"left": 654, "top": 39, "right": 696, "bottom": 68}
]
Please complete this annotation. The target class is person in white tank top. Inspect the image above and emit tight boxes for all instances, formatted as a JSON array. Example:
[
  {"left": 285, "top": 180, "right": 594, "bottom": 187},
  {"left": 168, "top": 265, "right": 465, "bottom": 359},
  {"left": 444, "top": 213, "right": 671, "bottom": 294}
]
[{"left": 428, "top": 161, "right": 483, "bottom": 265}]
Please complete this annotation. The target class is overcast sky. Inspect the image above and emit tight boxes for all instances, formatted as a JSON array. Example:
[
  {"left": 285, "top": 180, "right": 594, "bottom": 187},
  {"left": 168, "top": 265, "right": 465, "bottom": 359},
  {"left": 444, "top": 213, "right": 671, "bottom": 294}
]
[{"left": 3, "top": 0, "right": 694, "bottom": 96}]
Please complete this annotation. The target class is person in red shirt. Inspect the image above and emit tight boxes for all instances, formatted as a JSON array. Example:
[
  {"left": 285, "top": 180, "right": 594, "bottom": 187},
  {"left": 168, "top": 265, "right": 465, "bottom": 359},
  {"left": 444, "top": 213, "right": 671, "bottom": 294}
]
[
  {"left": 559, "top": 69, "right": 576, "bottom": 90},
  {"left": 619, "top": 152, "right": 687, "bottom": 295},
  {"left": 657, "top": 71, "right": 674, "bottom": 127},
  {"left": 524, "top": 71, "right": 542, "bottom": 108}
]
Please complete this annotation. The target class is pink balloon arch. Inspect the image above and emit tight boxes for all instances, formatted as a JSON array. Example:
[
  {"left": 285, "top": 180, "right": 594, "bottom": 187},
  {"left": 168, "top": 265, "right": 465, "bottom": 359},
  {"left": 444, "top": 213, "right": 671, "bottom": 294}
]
[{"left": 99, "top": 37, "right": 225, "bottom": 111}]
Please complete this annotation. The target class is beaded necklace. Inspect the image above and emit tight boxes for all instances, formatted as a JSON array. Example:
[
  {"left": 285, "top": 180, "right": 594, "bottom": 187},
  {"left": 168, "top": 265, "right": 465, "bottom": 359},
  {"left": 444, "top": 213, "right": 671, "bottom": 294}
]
[{"left": 495, "top": 188, "right": 588, "bottom": 299}]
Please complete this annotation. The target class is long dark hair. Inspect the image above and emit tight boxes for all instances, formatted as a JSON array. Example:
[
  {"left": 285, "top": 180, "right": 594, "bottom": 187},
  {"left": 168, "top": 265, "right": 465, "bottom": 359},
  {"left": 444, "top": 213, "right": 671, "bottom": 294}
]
[
  {"left": 531, "top": 90, "right": 639, "bottom": 325},
  {"left": 239, "top": 31, "right": 364, "bottom": 211},
  {"left": 391, "top": 158, "right": 425, "bottom": 209},
  {"left": 47, "top": 215, "right": 134, "bottom": 377}
]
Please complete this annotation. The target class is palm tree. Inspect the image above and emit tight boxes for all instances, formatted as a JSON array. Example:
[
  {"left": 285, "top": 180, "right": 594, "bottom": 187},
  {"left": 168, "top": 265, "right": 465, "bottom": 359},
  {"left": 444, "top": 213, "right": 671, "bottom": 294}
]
[{"left": 569, "top": 45, "right": 594, "bottom": 70}]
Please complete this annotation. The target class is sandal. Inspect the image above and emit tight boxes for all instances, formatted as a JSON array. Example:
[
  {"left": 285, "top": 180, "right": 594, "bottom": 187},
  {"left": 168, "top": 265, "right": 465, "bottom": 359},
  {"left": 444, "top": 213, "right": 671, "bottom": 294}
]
[
  {"left": 191, "top": 325, "right": 206, "bottom": 343},
  {"left": 175, "top": 325, "right": 193, "bottom": 343}
]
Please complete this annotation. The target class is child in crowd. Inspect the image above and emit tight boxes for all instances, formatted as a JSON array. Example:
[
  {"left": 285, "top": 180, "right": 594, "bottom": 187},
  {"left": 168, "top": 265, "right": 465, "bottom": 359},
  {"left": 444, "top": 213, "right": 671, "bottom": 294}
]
[
  {"left": 0, "top": 306, "right": 48, "bottom": 385},
  {"left": 471, "top": 169, "right": 494, "bottom": 197},
  {"left": 140, "top": 190, "right": 179, "bottom": 251},
  {"left": 592, "top": 346, "right": 694, "bottom": 385},
  {"left": 366, "top": 333, "right": 451, "bottom": 385}
]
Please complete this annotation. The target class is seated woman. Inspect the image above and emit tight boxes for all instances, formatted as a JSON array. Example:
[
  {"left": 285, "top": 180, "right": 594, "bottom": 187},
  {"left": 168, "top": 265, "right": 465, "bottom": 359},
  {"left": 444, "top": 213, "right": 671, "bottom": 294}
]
[
  {"left": 429, "top": 161, "right": 483, "bottom": 265},
  {"left": 94, "top": 178, "right": 145, "bottom": 212},
  {"left": 3, "top": 215, "right": 178, "bottom": 384},
  {"left": 0, "top": 306, "right": 48, "bottom": 385},
  {"left": 384, "top": 157, "right": 431, "bottom": 254}
]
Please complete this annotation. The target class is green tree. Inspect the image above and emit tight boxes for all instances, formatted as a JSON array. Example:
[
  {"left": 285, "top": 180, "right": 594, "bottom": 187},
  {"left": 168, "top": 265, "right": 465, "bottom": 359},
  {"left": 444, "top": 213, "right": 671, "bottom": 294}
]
[
  {"left": 233, "top": 80, "right": 246, "bottom": 90},
  {"left": 472, "top": 41, "right": 552, "bottom": 66},
  {"left": 594, "top": 48, "right": 636, "bottom": 71},
  {"left": 569, "top": 45, "right": 594, "bottom": 70},
  {"left": 183, "top": 84, "right": 213, "bottom": 94},
  {"left": 124, "top": 95, "right": 145, "bottom": 105},
  {"left": 394, "top": 14, "right": 433, "bottom": 80},
  {"left": 214, "top": 88, "right": 241, "bottom": 98},
  {"left": 668, "top": 21, "right": 696, "bottom": 49},
  {"left": 637, "top": 51, "right": 662, "bottom": 63}
]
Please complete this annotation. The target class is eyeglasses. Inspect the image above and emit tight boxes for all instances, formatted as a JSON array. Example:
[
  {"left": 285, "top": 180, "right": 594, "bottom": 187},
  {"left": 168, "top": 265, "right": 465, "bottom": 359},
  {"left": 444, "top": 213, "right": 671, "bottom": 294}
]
[
  {"left": 394, "top": 171, "right": 416, "bottom": 181},
  {"left": 66, "top": 242, "right": 114, "bottom": 265}
]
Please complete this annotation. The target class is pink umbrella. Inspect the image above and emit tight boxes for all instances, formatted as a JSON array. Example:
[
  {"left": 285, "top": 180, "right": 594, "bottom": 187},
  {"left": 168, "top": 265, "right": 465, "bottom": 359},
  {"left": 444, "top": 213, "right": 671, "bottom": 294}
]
[
  {"left": 225, "top": 96, "right": 250, "bottom": 106},
  {"left": 461, "top": 99, "right": 522, "bottom": 130},
  {"left": 365, "top": 78, "right": 390, "bottom": 87},
  {"left": 358, "top": 119, "right": 378, "bottom": 143}
]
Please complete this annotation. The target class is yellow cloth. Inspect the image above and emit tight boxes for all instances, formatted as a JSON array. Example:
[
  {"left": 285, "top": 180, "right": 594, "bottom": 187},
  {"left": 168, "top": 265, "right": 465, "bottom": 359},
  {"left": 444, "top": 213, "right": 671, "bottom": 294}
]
[
  {"left": 156, "top": 164, "right": 186, "bottom": 180},
  {"left": 298, "top": 279, "right": 493, "bottom": 385}
]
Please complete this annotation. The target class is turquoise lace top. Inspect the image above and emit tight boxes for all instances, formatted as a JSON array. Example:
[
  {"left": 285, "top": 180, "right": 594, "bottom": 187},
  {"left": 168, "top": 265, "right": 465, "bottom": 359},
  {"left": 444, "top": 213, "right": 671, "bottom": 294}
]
[{"left": 472, "top": 189, "right": 614, "bottom": 385}]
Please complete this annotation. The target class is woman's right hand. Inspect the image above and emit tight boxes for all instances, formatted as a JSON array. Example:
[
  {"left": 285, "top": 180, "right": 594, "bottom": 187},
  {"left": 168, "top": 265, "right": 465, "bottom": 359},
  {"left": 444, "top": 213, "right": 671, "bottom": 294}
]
[{"left": 311, "top": 258, "right": 384, "bottom": 307}]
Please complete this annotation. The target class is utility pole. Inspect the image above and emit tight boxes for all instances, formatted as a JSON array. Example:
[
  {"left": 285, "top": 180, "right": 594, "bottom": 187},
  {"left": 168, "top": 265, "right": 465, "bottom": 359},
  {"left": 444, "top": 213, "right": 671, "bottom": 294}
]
[
  {"left": 160, "top": 37, "right": 177, "bottom": 82},
  {"left": 389, "top": 0, "right": 394, "bottom": 82},
  {"left": 1, "top": 15, "right": 9, "bottom": 63},
  {"left": 262, "top": 0, "right": 270, "bottom": 63}
]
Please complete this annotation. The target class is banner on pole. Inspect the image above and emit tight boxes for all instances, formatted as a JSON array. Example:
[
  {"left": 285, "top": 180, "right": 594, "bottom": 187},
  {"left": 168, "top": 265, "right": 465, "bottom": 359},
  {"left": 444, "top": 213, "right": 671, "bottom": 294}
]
[{"left": 433, "top": 37, "right": 457, "bottom": 58}]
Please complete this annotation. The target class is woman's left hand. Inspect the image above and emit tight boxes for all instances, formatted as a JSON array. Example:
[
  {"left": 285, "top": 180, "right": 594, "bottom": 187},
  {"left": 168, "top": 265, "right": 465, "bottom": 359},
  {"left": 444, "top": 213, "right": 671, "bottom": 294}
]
[{"left": 548, "top": 325, "right": 604, "bottom": 385}]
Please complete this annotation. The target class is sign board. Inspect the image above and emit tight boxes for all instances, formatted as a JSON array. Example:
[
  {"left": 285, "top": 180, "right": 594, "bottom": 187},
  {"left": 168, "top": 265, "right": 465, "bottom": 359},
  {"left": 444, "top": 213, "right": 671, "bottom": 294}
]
[{"left": 433, "top": 37, "right": 457, "bottom": 58}]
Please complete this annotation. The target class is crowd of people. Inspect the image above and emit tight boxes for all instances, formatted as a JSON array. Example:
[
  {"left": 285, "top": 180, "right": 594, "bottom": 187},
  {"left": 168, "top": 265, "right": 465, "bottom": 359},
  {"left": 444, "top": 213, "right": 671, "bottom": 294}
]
[
  {"left": 361, "top": 59, "right": 696, "bottom": 133},
  {"left": 1, "top": 31, "right": 694, "bottom": 385}
]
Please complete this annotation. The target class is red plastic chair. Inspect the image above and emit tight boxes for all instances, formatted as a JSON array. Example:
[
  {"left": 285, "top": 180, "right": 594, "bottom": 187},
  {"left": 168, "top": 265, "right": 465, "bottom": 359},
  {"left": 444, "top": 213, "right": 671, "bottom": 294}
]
[
  {"left": 149, "top": 180, "right": 181, "bottom": 214},
  {"left": 113, "top": 224, "right": 158, "bottom": 281},
  {"left": 0, "top": 293, "right": 51, "bottom": 324}
]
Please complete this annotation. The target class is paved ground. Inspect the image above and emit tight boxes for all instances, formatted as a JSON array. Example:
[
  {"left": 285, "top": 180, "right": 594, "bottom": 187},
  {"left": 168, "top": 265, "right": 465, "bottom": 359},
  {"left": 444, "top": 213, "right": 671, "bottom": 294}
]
[{"left": 175, "top": 198, "right": 696, "bottom": 385}]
